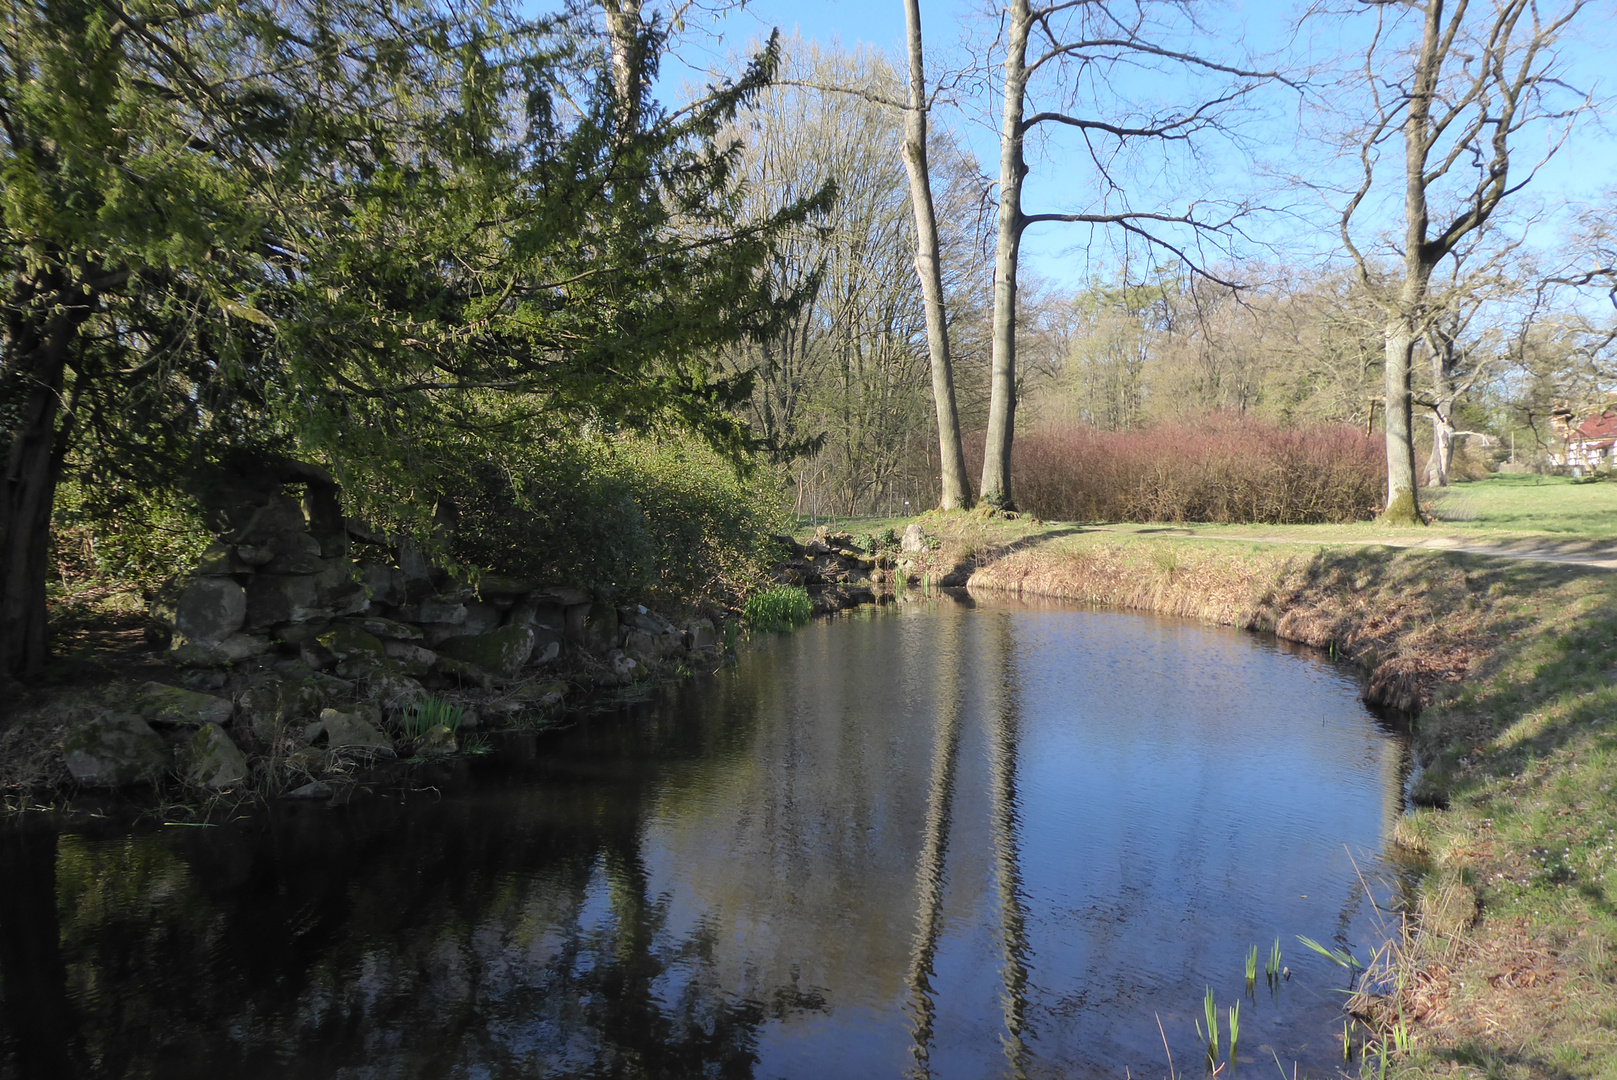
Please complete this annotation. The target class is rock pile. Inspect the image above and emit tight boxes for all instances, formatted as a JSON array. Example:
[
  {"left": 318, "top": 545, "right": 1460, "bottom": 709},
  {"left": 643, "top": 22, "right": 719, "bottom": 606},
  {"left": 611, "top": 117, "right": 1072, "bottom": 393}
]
[
  {"left": 771, "top": 528, "right": 890, "bottom": 613},
  {"left": 61, "top": 477, "right": 724, "bottom": 795}
]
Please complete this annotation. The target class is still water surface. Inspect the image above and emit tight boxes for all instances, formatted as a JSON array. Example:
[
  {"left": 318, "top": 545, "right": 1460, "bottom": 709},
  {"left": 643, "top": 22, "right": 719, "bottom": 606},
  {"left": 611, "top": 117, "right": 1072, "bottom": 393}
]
[{"left": 0, "top": 594, "right": 1409, "bottom": 1079}]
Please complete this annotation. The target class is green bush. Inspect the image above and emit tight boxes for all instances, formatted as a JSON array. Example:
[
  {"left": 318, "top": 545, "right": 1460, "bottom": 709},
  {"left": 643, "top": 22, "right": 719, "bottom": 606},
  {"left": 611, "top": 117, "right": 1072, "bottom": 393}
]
[
  {"left": 742, "top": 585, "right": 813, "bottom": 632},
  {"left": 423, "top": 430, "right": 788, "bottom": 606},
  {"left": 50, "top": 480, "right": 210, "bottom": 592}
]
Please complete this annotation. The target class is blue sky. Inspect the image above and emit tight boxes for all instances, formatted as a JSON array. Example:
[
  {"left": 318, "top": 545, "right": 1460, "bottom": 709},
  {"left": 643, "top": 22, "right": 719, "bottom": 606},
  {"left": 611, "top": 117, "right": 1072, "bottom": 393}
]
[{"left": 546, "top": 0, "right": 1616, "bottom": 294}]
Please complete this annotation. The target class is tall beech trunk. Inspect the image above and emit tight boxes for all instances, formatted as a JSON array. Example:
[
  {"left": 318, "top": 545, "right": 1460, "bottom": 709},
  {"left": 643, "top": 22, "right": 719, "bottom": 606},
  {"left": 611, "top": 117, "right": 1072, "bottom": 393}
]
[
  {"left": 980, "top": 0, "right": 1032, "bottom": 511},
  {"left": 1343, "top": 0, "right": 1587, "bottom": 522},
  {"left": 901, "top": 0, "right": 971, "bottom": 511},
  {"left": 1382, "top": 305, "right": 1423, "bottom": 522}
]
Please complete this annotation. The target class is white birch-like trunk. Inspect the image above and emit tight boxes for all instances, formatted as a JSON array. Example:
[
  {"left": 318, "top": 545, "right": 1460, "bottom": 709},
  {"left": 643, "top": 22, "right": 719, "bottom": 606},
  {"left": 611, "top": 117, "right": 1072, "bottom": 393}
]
[
  {"left": 979, "top": 0, "right": 1031, "bottom": 511},
  {"left": 901, "top": 0, "right": 972, "bottom": 510}
]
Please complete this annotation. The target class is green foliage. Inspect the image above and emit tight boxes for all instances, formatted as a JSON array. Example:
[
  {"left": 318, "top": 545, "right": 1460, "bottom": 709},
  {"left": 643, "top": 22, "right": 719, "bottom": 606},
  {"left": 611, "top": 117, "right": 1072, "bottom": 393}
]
[
  {"left": 403, "top": 696, "right": 464, "bottom": 741},
  {"left": 851, "top": 527, "right": 901, "bottom": 555},
  {"left": 742, "top": 585, "right": 813, "bottom": 633},
  {"left": 4, "top": 0, "right": 830, "bottom": 679},
  {"left": 49, "top": 480, "right": 209, "bottom": 592},
  {"left": 433, "top": 430, "right": 787, "bottom": 605}
]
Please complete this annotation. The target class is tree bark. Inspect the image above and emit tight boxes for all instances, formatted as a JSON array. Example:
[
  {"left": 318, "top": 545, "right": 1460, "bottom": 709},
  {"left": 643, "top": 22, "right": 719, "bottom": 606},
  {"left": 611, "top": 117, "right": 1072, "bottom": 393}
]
[
  {"left": 1, "top": 272, "right": 84, "bottom": 684},
  {"left": 980, "top": 0, "right": 1031, "bottom": 511},
  {"left": 1382, "top": 313, "right": 1423, "bottom": 522},
  {"left": 1425, "top": 347, "right": 1455, "bottom": 487},
  {"left": 1378, "top": 0, "right": 1448, "bottom": 525},
  {"left": 900, "top": 0, "right": 972, "bottom": 511},
  {"left": 598, "top": 0, "right": 645, "bottom": 134}
]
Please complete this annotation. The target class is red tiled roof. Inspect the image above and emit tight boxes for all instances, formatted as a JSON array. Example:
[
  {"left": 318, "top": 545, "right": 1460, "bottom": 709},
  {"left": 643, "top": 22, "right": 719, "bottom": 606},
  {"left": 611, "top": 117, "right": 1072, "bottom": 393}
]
[{"left": 1572, "top": 411, "right": 1617, "bottom": 442}]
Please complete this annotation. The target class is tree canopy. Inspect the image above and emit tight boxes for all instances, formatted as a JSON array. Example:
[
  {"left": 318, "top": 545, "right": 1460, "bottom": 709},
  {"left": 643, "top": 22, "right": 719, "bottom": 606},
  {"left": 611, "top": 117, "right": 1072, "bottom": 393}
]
[{"left": 0, "top": 0, "right": 829, "bottom": 679}]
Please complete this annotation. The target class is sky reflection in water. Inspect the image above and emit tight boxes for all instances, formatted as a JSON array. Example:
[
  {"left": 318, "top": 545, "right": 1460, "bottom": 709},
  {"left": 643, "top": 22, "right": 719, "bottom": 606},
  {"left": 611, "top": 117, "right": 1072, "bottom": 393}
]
[{"left": 0, "top": 594, "right": 1409, "bottom": 1080}]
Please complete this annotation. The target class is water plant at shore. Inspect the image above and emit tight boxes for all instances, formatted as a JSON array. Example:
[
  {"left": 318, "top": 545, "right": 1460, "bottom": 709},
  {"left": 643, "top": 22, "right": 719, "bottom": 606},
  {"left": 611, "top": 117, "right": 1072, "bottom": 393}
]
[
  {"left": 1245, "top": 944, "right": 1258, "bottom": 992},
  {"left": 1266, "top": 938, "right": 1282, "bottom": 983},
  {"left": 1297, "top": 934, "right": 1363, "bottom": 971},
  {"left": 742, "top": 585, "right": 814, "bottom": 632},
  {"left": 404, "top": 696, "right": 465, "bottom": 741},
  {"left": 1203, "top": 985, "right": 1219, "bottom": 1063}
]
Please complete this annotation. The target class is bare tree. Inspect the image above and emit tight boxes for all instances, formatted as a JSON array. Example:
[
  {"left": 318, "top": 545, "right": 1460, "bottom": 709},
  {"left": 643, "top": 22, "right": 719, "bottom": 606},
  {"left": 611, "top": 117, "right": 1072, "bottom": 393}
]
[
  {"left": 719, "top": 43, "right": 991, "bottom": 516},
  {"left": 903, "top": 0, "right": 974, "bottom": 509},
  {"left": 1337, "top": 0, "right": 1596, "bottom": 522},
  {"left": 976, "top": 0, "right": 1276, "bottom": 510}
]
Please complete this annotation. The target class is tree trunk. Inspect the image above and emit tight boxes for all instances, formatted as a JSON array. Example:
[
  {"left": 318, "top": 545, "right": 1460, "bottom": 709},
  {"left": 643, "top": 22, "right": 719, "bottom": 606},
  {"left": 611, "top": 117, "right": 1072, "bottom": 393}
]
[
  {"left": 1, "top": 282, "right": 81, "bottom": 684},
  {"left": 901, "top": 0, "right": 971, "bottom": 511},
  {"left": 1382, "top": 314, "right": 1422, "bottom": 523},
  {"left": 979, "top": 0, "right": 1031, "bottom": 511},
  {"left": 598, "top": 0, "right": 644, "bottom": 134},
  {"left": 1425, "top": 413, "right": 1453, "bottom": 487}
]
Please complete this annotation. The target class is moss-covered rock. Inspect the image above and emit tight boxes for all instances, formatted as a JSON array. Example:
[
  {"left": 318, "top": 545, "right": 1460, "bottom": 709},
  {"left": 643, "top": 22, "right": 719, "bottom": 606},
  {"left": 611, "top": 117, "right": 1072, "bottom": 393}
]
[
  {"left": 438, "top": 625, "right": 535, "bottom": 678},
  {"left": 133, "top": 682, "right": 235, "bottom": 727},
  {"left": 413, "top": 724, "right": 458, "bottom": 755},
  {"left": 435, "top": 656, "right": 497, "bottom": 690},
  {"left": 182, "top": 724, "right": 249, "bottom": 790},
  {"left": 62, "top": 714, "right": 168, "bottom": 787},
  {"left": 303, "top": 707, "right": 393, "bottom": 755},
  {"left": 169, "top": 632, "right": 273, "bottom": 668},
  {"left": 316, "top": 623, "right": 386, "bottom": 661},
  {"left": 342, "top": 616, "right": 423, "bottom": 641}
]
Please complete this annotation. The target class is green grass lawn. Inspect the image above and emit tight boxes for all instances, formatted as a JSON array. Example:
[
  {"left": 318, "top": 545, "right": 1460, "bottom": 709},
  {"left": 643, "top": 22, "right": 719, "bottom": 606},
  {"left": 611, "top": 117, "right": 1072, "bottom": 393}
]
[{"left": 1033, "top": 474, "right": 1617, "bottom": 550}]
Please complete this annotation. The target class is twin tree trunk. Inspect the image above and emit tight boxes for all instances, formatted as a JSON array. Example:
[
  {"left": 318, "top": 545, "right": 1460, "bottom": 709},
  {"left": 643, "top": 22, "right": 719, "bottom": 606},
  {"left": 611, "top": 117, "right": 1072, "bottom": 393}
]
[
  {"left": 979, "top": 0, "right": 1032, "bottom": 512},
  {"left": 900, "top": 0, "right": 971, "bottom": 510}
]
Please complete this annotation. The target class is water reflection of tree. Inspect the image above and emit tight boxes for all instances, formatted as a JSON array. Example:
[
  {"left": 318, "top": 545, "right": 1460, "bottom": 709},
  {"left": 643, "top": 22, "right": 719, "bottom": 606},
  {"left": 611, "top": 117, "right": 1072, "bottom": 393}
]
[
  {"left": 2, "top": 764, "right": 828, "bottom": 1078},
  {"left": 0, "top": 829, "right": 81, "bottom": 1080},
  {"left": 904, "top": 603, "right": 964, "bottom": 1078},
  {"left": 987, "top": 611, "right": 1033, "bottom": 1080},
  {"left": 902, "top": 602, "right": 1034, "bottom": 1080}
]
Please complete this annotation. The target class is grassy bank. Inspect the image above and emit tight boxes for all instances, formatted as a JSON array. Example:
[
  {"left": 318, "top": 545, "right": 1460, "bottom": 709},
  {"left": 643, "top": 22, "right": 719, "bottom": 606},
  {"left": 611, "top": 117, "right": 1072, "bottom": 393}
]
[{"left": 885, "top": 489, "right": 1617, "bottom": 1079}]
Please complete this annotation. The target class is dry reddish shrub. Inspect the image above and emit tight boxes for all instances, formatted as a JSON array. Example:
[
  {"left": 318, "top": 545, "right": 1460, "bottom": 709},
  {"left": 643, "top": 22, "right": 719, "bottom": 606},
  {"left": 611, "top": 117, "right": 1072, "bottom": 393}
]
[{"left": 973, "top": 414, "right": 1384, "bottom": 524}]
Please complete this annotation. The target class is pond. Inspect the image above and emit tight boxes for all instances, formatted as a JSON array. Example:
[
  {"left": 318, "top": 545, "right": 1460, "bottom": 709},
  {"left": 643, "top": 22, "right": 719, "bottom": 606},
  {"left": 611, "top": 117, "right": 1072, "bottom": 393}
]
[{"left": 0, "top": 593, "right": 1411, "bottom": 1080}]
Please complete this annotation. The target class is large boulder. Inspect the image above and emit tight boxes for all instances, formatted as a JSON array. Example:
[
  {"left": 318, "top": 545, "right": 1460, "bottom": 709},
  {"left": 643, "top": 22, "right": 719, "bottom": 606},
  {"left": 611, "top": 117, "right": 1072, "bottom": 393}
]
[
  {"left": 343, "top": 615, "right": 422, "bottom": 642},
  {"left": 261, "top": 530, "right": 323, "bottom": 575},
  {"left": 62, "top": 714, "right": 168, "bottom": 787},
  {"left": 133, "top": 682, "right": 234, "bottom": 727},
  {"left": 505, "top": 600, "right": 565, "bottom": 633},
  {"left": 901, "top": 523, "right": 930, "bottom": 554},
  {"left": 182, "top": 724, "right": 249, "bottom": 790},
  {"left": 303, "top": 707, "right": 394, "bottom": 754},
  {"left": 438, "top": 625, "right": 535, "bottom": 678},
  {"left": 566, "top": 601, "right": 617, "bottom": 653},
  {"left": 359, "top": 562, "right": 407, "bottom": 608},
  {"left": 316, "top": 623, "right": 386, "bottom": 662},
  {"left": 417, "top": 597, "right": 467, "bottom": 625},
  {"left": 244, "top": 573, "right": 325, "bottom": 629},
  {"left": 242, "top": 675, "right": 329, "bottom": 744},
  {"left": 170, "top": 632, "right": 272, "bottom": 667},
  {"left": 174, "top": 577, "right": 246, "bottom": 644},
  {"left": 623, "top": 629, "right": 683, "bottom": 663},
  {"left": 530, "top": 585, "right": 591, "bottom": 607},
  {"left": 383, "top": 640, "right": 437, "bottom": 671},
  {"left": 687, "top": 618, "right": 719, "bottom": 653}
]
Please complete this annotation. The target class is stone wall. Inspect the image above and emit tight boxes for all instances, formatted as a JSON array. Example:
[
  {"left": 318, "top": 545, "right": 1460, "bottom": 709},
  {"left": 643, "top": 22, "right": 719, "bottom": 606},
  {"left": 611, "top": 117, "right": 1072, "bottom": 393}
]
[
  {"left": 149, "top": 489, "right": 718, "bottom": 690},
  {"left": 57, "top": 485, "right": 725, "bottom": 798}
]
